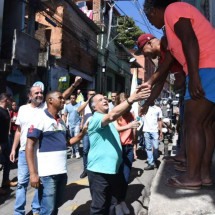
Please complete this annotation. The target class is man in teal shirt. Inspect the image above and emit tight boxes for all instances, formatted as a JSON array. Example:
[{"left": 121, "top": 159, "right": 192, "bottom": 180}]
[{"left": 87, "top": 85, "right": 151, "bottom": 215}]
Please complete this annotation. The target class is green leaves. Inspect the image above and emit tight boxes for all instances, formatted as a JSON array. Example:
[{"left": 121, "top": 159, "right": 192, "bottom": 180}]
[{"left": 116, "top": 16, "right": 144, "bottom": 49}]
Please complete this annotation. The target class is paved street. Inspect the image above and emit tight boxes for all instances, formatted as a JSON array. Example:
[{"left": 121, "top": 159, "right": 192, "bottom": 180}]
[{"left": 0, "top": 143, "right": 164, "bottom": 215}]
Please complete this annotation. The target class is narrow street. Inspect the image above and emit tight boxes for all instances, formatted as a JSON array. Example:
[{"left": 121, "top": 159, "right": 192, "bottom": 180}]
[{"left": 0, "top": 143, "right": 164, "bottom": 215}]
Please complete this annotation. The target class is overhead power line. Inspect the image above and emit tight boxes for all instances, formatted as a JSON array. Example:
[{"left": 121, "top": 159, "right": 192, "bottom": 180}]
[
  {"left": 131, "top": 0, "right": 152, "bottom": 34},
  {"left": 115, "top": 1, "right": 163, "bottom": 36}
]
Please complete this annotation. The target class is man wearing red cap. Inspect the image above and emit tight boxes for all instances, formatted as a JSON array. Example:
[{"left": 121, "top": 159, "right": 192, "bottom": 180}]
[
  {"left": 136, "top": 34, "right": 156, "bottom": 58},
  {"left": 136, "top": 33, "right": 187, "bottom": 168},
  {"left": 136, "top": 33, "right": 185, "bottom": 111}
]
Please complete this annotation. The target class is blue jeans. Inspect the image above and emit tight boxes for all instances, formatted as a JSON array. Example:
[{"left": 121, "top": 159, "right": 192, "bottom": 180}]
[
  {"left": 39, "top": 173, "right": 67, "bottom": 215},
  {"left": 122, "top": 145, "right": 133, "bottom": 183},
  {"left": 14, "top": 151, "right": 40, "bottom": 215},
  {"left": 82, "top": 133, "right": 90, "bottom": 170},
  {"left": 69, "top": 125, "right": 80, "bottom": 154},
  {"left": 144, "top": 132, "right": 159, "bottom": 166},
  {"left": 120, "top": 145, "right": 134, "bottom": 200}
]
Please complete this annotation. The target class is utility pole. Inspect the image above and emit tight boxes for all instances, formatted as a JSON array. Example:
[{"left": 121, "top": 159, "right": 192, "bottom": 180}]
[
  {"left": 100, "top": 0, "right": 115, "bottom": 94},
  {"left": 106, "top": 1, "right": 115, "bottom": 48}
]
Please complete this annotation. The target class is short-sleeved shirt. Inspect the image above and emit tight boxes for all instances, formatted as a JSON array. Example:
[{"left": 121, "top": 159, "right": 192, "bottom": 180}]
[
  {"left": 83, "top": 104, "right": 92, "bottom": 125},
  {"left": 15, "top": 104, "right": 45, "bottom": 151},
  {"left": 117, "top": 112, "right": 135, "bottom": 145},
  {"left": 65, "top": 102, "right": 82, "bottom": 128},
  {"left": 0, "top": 107, "right": 10, "bottom": 143},
  {"left": 87, "top": 112, "right": 122, "bottom": 174},
  {"left": 164, "top": 2, "right": 215, "bottom": 75},
  {"left": 108, "top": 102, "right": 114, "bottom": 111},
  {"left": 27, "top": 109, "right": 68, "bottom": 177},
  {"left": 143, "top": 106, "right": 162, "bottom": 133}
]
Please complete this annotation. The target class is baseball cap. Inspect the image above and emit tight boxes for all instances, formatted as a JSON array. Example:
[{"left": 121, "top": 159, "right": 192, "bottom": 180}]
[{"left": 135, "top": 33, "right": 155, "bottom": 55}]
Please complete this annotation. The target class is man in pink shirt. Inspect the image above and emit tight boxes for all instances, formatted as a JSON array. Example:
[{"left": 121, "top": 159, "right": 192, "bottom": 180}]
[{"left": 141, "top": 0, "right": 215, "bottom": 190}]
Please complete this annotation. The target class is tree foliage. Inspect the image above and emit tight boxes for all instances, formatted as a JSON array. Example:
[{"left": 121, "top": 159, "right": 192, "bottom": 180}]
[{"left": 115, "top": 16, "right": 144, "bottom": 49}]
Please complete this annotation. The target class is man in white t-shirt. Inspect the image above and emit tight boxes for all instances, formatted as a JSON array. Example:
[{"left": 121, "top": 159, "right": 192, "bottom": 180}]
[
  {"left": 108, "top": 91, "right": 119, "bottom": 111},
  {"left": 10, "top": 76, "right": 82, "bottom": 215},
  {"left": 142, "top": 102, "right": 163, "bottom": 170}
]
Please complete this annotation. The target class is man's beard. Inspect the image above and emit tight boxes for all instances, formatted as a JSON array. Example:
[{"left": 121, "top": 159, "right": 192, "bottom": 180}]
[{"left": 31, "top": 98, "right": 43, "bottom": 106}]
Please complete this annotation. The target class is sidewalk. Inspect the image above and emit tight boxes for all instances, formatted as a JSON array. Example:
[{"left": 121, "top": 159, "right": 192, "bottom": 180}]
[{"left": 148, "top": 135, "right": 215, "bottom": 215}]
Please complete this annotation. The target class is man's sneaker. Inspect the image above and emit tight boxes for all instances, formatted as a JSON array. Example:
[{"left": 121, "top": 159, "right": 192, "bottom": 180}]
[
  {"left": 76, "top": 152, "right": 81, "bottom": 159},
  {"left": 70, "top": 154, "right": 76, "bottom": 159},
  {"left": 120, "top": 201, "right": 130, "bottom": 214},
  {"left": 80, "top": 170, "right": 87, "bottom": 179},
  {"left": 115, "top": 204, "right": 124, "bottom": 215},
  {"left": 2, "top": 180, "right": 18, "bottom": 188},
  {"left": 144, "top": 164, "right": 154, "bottom": 171}
]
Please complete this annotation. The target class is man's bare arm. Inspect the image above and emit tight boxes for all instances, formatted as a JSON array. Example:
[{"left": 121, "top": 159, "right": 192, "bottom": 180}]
[
  {"left": 62, "top": 76, "right": 82, "bottom": 100},
  {"left": 69, "top": 123, "right": 88, "bottom": 145},
  {"left": 102, "top": 84, "right": 151, "bottom": 127},
  {"left": 146, "top": 52, "right": 174, "bottom": 86},
  {"left": 26, "top": 137, "right": 40, "bottom": 188},
  {"left": 10, "top": 126, "right": 21, "bottom": 162}
]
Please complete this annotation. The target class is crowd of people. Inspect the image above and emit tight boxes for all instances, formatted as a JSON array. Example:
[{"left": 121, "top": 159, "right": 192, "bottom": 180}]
[
  {"left": 0, "top": 0, "right": 215, "bottom": 214},
  {"left": 0, "top": 78, "right": 181, "bottom": 215}
]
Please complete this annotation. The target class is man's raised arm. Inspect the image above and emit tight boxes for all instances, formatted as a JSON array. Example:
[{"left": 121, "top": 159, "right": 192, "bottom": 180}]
[
  {"left": 102, "top": 84, "right": 151, "bottom": 127},
  {"left": 62, "top": 76, "right": 82, "bottom": 100}
]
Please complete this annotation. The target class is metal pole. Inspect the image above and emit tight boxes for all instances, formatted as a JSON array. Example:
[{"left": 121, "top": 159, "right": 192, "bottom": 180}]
[{"left": 106, "top": 1, "right": 115, "bottom": 48}]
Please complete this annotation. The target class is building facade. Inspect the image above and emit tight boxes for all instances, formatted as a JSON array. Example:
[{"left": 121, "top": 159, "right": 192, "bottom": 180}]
[{"left": 0, "top": 0, "right": 100, "bottom": 104}]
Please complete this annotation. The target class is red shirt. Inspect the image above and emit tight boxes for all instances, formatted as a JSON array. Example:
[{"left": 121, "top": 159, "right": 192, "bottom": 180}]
[
  {"left": 10, "top": 110, "right": 18, "bottom": 133},
  {"left": 117, "top": 112, "right": 135, "bottom": 145}
]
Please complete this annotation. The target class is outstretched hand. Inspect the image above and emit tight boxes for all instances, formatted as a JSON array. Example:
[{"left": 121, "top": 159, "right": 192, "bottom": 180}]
[
  {"left": 136, "top": 82, "right": 151, "bottom": 92},
  {"left": 130, "top": 84, "right": 151, "bottom": 103}
]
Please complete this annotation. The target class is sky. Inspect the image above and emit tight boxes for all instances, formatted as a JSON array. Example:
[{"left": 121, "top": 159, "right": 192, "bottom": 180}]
[{"left": 115, "top": 0, "right": 163, "bottom": 39}]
